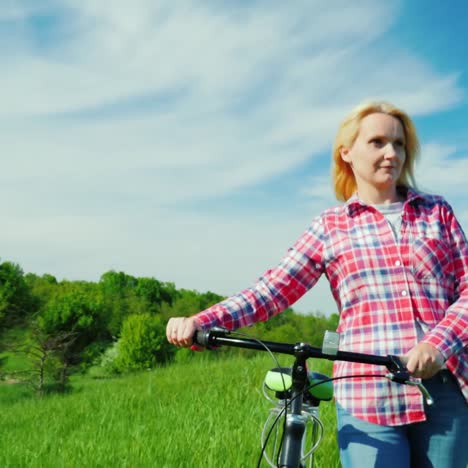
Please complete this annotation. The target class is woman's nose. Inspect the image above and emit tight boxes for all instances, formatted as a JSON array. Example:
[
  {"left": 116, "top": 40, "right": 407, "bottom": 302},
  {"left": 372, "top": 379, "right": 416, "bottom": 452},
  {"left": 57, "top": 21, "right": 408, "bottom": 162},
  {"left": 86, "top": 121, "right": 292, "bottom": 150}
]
[{"left": 384, "top": 143, "right": 397, "bottom": 159}]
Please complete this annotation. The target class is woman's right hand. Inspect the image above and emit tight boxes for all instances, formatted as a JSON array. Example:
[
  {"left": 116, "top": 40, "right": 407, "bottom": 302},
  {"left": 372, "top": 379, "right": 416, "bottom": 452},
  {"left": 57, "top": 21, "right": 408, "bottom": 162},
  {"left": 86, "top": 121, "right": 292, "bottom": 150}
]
[
  {"left": 166, "top": 316, "right": 202, "bottom": 347},
  {"left": 400, "top": 342, "right": 444, "bottom": 380}
]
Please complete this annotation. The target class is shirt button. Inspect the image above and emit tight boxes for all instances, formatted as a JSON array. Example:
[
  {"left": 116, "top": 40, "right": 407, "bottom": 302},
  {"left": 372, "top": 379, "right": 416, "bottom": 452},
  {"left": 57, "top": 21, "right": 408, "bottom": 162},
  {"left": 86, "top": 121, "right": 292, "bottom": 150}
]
[
  {"left": 395, "top": 260, "right": 401, "bottom": 266},
  {"left": 401, "top": 290, "right": 407, "bottom": 297},
  {"left": 315, "top": 263, "right": 321, "bottom": 270}
]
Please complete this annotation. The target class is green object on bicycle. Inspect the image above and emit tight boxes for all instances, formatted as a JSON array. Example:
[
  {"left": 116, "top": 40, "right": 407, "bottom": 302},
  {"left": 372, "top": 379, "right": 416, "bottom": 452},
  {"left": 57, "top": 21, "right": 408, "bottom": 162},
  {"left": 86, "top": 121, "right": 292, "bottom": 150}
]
[
  {"left": 308, "top": 371, "right": 333, "bottom": 401},
  {"left": 265, "top": 368, "right": 293, "bottom": 391},
  {"left": 265, "top": 368, "right": 333, "bottom": 401}
]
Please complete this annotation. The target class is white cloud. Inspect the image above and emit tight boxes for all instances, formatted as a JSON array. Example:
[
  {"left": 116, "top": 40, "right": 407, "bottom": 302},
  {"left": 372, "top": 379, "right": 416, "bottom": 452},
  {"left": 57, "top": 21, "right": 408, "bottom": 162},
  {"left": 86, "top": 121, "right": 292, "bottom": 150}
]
[
  {"left": 417, "top": 143, "right": 468, "bottom": 192},
  {"left": 1, "top": 1, "right": 467, "bottom": 315},
  {"left": 414, "top": 143, "right": 467, "bottom": 220}
]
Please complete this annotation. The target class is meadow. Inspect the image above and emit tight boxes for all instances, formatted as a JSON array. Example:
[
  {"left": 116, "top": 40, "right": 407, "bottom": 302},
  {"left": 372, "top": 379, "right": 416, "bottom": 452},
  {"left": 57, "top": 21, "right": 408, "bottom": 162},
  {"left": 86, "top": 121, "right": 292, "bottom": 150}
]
[{"left": 0, "top": 353, "right": 339, "bottom": 467}]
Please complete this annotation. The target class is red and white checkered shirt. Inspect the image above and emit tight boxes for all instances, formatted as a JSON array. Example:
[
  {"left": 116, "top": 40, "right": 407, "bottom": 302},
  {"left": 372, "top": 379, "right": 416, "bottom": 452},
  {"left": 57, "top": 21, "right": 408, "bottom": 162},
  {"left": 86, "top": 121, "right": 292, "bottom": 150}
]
[{"left": 195, "top": 187, "right": 468, "bottom": 426}]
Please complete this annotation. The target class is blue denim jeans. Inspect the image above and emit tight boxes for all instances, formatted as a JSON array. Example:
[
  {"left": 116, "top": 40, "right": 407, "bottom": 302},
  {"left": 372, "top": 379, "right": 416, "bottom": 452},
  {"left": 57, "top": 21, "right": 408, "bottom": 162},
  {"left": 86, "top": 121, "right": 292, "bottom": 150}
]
[{"left": 336, "top": 370, "right": 468, "bottom": 468}]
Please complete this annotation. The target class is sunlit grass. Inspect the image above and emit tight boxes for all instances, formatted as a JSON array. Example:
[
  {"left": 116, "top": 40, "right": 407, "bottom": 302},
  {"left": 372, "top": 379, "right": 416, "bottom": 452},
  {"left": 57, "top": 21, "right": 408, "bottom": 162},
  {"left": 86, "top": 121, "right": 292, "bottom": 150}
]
[{"left": 0, "top": 353, "right": 339, "bottom": 467}]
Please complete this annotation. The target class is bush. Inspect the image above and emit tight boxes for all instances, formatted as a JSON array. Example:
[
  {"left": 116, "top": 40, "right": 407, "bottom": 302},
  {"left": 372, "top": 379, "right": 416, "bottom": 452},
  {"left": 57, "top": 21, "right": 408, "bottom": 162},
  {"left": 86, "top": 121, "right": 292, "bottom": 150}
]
[
  {"left": 115, "top": 313, "right": 174, "bottom": 372},
  {"left": 88, "top": 342, "right": 121, "bottom": 378}
]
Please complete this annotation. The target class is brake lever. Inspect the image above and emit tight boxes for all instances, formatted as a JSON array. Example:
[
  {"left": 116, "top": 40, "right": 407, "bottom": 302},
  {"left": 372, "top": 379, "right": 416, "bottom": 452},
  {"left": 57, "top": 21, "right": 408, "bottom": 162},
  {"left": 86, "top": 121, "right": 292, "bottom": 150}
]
[
  {"left": 385, "top": 373, "right": 434, "bottom": 406},
  {"left": 403, "top": 380, "right": 434, "bottom": 406},
  {"left": 385, "top": 355, "right": 434, "bottom": 406}
]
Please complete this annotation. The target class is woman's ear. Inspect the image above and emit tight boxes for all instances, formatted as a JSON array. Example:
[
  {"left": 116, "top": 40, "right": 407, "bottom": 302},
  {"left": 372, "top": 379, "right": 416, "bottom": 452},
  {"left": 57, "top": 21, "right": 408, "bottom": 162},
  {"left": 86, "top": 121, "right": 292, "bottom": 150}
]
[{"left": 340, "top": 147, "right": 352, "bottom": 163}]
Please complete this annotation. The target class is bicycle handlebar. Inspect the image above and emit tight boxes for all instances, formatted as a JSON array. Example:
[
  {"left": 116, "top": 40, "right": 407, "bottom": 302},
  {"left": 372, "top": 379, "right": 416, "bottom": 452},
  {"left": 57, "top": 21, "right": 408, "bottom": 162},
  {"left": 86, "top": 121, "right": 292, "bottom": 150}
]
[
  {"left": 194, "top": 327, "right": 434, "bottom": 406},
  {"left": 194, "top": 327, "right": 406, "bottom": 376}
]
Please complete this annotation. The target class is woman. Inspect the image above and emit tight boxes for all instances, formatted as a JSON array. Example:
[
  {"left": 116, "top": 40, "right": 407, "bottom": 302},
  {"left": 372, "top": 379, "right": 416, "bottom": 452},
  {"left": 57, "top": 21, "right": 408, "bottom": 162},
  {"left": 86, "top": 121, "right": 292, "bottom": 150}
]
[{"left": 166, "top": 100, "right": 467, "bottom": 468}]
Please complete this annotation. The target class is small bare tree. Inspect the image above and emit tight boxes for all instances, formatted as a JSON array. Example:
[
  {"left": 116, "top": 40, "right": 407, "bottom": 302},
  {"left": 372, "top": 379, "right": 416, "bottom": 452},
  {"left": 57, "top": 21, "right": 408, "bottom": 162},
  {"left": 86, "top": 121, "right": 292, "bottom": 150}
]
[
  {"left": 1, "top": 326, "right": 77, "bottom": 395},
  {"left": 29, "top": 327, "right": 77, "bottom": 394}
]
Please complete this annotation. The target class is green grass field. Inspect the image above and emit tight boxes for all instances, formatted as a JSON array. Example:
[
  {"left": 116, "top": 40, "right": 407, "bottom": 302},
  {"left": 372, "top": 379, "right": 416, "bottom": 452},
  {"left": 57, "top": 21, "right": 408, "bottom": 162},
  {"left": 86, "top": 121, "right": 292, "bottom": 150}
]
[{"left": 0, "top": 353, "right": 339, "bottom": 467}]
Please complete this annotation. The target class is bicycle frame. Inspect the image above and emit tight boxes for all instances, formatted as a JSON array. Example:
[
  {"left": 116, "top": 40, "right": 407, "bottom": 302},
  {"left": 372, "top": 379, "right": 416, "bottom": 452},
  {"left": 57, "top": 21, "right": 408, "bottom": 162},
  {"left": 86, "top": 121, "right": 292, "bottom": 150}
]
[
  {"left": 277, "top": 347, "right": 312, "bottom": 467},
  {"left": 194, "top": 327, "right": 431, "bottom": 468}
]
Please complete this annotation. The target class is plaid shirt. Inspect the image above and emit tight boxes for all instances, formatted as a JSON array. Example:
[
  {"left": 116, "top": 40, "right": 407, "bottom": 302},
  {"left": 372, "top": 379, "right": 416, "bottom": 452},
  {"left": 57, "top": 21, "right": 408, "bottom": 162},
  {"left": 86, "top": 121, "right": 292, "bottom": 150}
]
[{"left": 195, "top": 187, "right": 468, "bottom": 426}]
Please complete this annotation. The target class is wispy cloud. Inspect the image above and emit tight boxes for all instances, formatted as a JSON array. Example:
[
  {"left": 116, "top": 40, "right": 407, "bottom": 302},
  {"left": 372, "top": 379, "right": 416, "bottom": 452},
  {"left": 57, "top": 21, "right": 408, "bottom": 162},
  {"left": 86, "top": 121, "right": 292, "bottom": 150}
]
[
  {"left": 417, "top": 143, "right": 468, "bottom": 193},
  {"left": 1, "top": 1, "right": 466, "bottom": 314}
]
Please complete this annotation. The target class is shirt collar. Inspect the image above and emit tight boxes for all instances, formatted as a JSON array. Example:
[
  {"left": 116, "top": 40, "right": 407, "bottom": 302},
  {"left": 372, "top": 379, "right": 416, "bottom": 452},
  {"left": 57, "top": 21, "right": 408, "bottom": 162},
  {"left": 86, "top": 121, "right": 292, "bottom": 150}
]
[{"left": 344, "top": 186, "right": 424, "bottom": 216}]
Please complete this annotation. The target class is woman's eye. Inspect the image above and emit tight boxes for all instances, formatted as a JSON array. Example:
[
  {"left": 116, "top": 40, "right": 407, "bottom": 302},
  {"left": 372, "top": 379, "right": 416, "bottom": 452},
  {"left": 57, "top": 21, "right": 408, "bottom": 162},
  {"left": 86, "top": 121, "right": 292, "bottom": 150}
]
[{"left": 370, "top": 138, "right": 383, "bottom": 146}]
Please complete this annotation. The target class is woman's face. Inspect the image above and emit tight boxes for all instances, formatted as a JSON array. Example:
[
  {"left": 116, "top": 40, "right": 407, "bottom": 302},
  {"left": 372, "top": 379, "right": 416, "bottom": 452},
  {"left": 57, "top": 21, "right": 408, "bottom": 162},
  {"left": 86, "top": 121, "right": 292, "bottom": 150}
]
[{"left": 340, "top": 112, "right": 406, "bottom": 199}]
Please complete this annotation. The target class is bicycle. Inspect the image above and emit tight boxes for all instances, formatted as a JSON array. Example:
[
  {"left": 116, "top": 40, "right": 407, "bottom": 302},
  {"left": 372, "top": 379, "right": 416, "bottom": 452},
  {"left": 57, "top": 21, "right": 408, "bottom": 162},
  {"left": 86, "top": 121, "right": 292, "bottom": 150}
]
[{"left": 193, "top": 327, "right": 434, "bottom": 468}]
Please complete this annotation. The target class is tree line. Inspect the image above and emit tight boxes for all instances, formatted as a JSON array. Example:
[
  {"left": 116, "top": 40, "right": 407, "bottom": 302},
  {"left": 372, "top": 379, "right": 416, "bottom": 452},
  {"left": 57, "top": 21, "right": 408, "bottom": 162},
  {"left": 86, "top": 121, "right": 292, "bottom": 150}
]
[{"left": 0, "top": 259, "right": 338, "bottom": 393}]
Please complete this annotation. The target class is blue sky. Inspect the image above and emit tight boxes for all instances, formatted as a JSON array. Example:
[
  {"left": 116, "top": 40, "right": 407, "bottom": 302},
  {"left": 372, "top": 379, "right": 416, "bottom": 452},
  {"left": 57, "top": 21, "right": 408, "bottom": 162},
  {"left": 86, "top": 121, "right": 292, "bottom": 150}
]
[{"left": 1, "top": 1, "right": 467, "bottom": 316}]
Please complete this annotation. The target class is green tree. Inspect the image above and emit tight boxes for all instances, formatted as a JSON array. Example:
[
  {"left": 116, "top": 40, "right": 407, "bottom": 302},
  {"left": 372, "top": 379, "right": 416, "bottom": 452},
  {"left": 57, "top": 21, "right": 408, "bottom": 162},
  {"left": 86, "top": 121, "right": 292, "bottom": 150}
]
[
  {"left": 24, "top": 273, "right": 58, "bottom": 311},
  {"left": 327, "top": 313, "right": 339, "bottom": 331},
  {"left": 0, "top": 260, "right": 34, "bottom": 331},
  {"left": 161, "top": 289, "right": 223, "bottom": 321},
  {"left": 99, "top": 271, "right": 141, "bottom": 336},
  {"left": 135, "top": 277, "right": 165, "bottom": 314},
  {"left": 198, "top": 290, "right": 224, "bottom": 310},
  {"left": 99, "top": 271, "right": 137, "bottom": 296},
  {"left": 27, "top": 326, "right": 77, "bottom": 394},
  {"left": 115, "top": 313, "right": 174, "bottom": 372},
  {"left": 37, "top": 283, "right": 108, "bottom": 372},
  {"left": 159, "top": 281, "right": 178, "bottom": 305},
  {"left": 135, "top": 277, "right": 180, "bottom": 314}
]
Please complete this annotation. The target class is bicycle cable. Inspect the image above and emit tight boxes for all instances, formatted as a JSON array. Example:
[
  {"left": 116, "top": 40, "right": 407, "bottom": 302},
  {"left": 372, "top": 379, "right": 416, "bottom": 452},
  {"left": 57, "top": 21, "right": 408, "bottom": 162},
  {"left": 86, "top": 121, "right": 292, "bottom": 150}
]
[
  {"left": 218, "top": 332, "right": 392, "bottom": 468},
  {"left": 272, "top": 373, "right": 389, "bottom": 467}
]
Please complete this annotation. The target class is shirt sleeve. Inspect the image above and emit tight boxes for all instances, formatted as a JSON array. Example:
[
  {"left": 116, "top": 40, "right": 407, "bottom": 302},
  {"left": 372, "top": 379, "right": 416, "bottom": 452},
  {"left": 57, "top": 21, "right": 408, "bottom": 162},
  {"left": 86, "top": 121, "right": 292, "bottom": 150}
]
[
  {"left": 422, "top": 201, "right": 468, "bottom": 359},
  {"left": 194, "top": 217, "right": 326, "bottom": 330}
]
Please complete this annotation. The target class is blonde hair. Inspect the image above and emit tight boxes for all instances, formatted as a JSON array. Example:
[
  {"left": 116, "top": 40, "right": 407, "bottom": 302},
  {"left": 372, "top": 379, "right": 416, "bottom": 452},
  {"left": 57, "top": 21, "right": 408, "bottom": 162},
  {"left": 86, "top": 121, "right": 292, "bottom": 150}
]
[{"left": 332, "top": 100, "right": 420, "bottom": 201}]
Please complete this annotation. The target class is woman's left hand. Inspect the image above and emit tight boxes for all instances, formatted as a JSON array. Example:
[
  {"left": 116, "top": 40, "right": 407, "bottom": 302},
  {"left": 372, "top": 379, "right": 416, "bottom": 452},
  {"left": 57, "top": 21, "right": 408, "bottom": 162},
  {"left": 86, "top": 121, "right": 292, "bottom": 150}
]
[{"left": 401, "top": 342, "right": 444, "bottom": 379}]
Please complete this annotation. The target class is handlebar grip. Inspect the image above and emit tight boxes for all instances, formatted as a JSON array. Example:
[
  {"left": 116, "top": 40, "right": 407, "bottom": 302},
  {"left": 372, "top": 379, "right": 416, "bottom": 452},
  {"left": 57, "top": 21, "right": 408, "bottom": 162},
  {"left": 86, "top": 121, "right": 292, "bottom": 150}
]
[
  {"left": 193, "top": 330, "right": 210, "bottom": 347},
  {"left": 193, "top": 327, "right": 230, "bottom": 348}
]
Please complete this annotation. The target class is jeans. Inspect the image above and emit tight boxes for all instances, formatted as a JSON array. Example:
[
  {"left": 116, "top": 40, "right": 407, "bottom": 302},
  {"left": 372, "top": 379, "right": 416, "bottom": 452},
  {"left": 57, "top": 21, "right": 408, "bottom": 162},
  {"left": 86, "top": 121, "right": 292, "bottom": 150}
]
[{"left": 336, "top": 370, "right": 468, "bottom": 468}]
